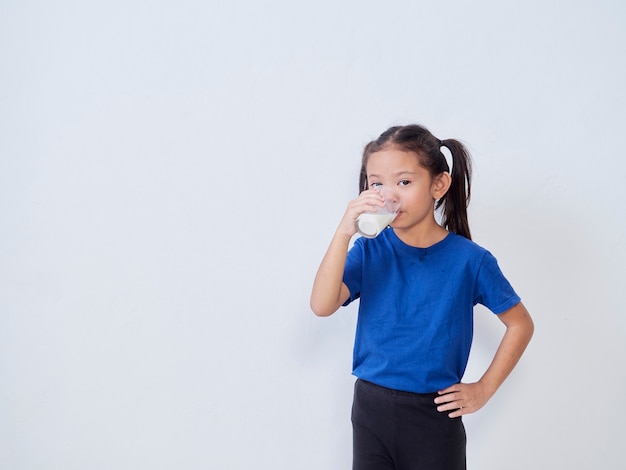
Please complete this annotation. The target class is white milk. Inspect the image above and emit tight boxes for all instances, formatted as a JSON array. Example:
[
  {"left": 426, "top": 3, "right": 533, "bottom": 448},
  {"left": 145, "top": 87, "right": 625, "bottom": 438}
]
[{"left": 355, "top": 213, "right": 396, "bottom": 238}]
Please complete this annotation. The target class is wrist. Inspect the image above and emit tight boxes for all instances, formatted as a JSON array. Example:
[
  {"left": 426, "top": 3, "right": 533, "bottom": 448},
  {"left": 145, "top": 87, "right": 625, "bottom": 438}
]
[
  {"left": 477, "top": 377, "right": 500, "bottom": 397},
  {"left": 334, "top": 225, "right": 356, "bottom": 241}
]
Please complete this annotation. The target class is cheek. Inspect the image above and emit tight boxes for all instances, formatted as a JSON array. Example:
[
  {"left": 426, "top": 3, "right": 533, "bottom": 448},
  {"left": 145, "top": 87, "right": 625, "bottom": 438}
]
[{"left": 406, "top": 187, "right": 431, "bottom": 202}]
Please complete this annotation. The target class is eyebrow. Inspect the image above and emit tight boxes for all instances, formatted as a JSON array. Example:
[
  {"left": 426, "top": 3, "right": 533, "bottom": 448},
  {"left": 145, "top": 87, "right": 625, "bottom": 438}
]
[{"left": 367, "top": 171, "right": 417, "bottom": 178}]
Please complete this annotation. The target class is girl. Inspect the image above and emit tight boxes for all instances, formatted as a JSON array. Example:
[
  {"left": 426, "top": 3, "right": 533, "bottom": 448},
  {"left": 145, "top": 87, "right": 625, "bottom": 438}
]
[{"left": 310, "top": 124, "right": 534, "bottom": 470}]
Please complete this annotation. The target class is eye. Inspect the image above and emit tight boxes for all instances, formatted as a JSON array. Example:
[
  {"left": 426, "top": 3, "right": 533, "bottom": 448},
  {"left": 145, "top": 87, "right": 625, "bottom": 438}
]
[
  {"left": 398, "top": 180, "right": 411, "bottom": 186},
  {"left": 369, "top": 182, "right": 382, "bottom": 188}
]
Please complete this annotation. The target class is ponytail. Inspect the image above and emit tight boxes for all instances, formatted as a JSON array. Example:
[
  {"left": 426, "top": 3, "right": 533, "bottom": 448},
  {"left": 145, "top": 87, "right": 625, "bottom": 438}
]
[
  {"left": 437, "top": 139, "right": 472, "bottom": 240},
  {"left": 360, "top": 125, "right": 473, "bottom": 240}
]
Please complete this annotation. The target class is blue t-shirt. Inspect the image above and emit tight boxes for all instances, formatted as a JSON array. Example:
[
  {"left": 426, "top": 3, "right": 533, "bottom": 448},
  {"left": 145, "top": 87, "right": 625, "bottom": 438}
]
[{"left": 342, "top": 229, "right": 520, "bottom": 394}]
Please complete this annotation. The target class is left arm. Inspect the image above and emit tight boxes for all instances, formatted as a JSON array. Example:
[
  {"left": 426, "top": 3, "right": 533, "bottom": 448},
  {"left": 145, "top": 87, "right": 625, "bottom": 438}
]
[{"left": 434, "top": 302, "right": 534, "bottom": 418}]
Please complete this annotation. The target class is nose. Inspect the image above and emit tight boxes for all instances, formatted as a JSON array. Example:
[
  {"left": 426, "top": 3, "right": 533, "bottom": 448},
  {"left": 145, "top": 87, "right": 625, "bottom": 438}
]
[
  {"left": 378, "top": 186, "right": 398, "bottom": 202},
  {"left": 378, "top": 187, "right": 400, "bottom": 212}
]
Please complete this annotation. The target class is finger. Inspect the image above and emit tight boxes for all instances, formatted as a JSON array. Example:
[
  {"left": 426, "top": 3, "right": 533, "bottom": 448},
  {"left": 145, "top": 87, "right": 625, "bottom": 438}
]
[
  {"left": 351, "top": 204, "right": 384, "bottom": 219},
  {"left": 349, "top": 197, "right": 384, "bottom": 213},
  {"left": 434, "top": 390, "right": 461, "bottom": 405},
  {"left": 436, "top": 400, "right": 463, "bottom": 413},
  {"left": 438, "top": 383, "right": 464, "bottom": 395},
  {"left": 359, "top": 191, "right": 386, "bottom": 203}
]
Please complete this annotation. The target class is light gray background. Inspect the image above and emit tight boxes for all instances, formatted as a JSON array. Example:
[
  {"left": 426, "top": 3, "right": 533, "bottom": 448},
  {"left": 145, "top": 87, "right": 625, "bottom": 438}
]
[{"left": 1, "top": 1, "right": 625, "bottom": 469}]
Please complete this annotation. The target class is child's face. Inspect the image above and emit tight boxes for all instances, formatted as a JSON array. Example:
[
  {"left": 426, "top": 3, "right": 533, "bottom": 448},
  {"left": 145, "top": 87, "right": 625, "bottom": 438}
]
[{"left": 366, "top": 148, "right": 448, "bottom": 235}]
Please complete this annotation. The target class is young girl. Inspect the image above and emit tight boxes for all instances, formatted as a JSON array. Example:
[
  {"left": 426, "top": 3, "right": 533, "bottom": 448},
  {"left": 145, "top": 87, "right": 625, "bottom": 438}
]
[{"left": 310, "top": 124, "right": 534, "bottom": 470}]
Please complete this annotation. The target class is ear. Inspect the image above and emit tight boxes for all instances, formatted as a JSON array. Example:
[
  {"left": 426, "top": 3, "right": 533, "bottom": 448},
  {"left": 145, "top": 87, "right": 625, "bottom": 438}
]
[{"left": 431, "top": 172, "right": 452, "bottom": 199}]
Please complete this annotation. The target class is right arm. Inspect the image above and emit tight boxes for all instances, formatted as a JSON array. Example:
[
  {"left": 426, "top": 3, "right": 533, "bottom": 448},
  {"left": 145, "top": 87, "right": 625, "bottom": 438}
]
[{"left": 310, "top": 190, "right": 385, "bottom": 317}]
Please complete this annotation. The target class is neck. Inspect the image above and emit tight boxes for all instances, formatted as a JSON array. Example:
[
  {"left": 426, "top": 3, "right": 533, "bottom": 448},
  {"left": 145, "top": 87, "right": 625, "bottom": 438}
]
[{"left": 392, "top": 223, "right": 449, "bottom": 248}]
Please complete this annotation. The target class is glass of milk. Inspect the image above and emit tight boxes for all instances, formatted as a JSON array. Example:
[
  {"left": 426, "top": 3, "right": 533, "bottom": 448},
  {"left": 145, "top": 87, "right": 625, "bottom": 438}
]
[{"left": 355, "top": 188, "right": 400, "bottom": 238}]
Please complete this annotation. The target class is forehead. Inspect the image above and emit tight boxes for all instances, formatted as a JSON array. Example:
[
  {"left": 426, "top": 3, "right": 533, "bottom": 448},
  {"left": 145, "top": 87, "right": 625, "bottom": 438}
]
[{"left": 366, "top": 148, "right": 423, "bottom": 175}]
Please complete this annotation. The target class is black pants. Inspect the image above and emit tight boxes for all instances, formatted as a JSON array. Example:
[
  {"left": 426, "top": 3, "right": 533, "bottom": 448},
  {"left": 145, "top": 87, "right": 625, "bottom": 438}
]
[{"left": 352, "top": 379, "right": 466, "bottom": 470}]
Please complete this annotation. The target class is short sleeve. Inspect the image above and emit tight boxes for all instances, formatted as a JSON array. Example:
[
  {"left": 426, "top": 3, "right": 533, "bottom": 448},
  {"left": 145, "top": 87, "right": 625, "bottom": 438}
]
[
  {"left": 474, "top": 251, "right": 521, "bottom": 314},
  {"left": 342, "top": 238, "right": 364, "bottom": 306}
]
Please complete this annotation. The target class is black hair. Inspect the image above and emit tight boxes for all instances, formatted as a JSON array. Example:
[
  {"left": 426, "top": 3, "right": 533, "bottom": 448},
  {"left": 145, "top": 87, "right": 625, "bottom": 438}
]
[{"left": 359, "top": 124, "right": 473, "bottom": 239}]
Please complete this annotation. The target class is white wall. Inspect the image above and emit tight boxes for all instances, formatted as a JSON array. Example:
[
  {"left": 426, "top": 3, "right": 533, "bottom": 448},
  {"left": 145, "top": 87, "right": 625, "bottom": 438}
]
[{"left": 1, "top": 1, "right": 625, "bottom": 468}]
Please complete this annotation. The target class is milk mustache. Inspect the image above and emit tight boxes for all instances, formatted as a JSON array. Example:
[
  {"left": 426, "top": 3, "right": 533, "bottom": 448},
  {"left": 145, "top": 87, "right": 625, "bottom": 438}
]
[{"left": 355, "top": 188, "right": 399, "bottom": 238}]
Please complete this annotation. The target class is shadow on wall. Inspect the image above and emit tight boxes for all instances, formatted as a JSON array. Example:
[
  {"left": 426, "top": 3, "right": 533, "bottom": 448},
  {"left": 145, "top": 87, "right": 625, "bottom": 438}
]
[{"left": 466, "top": 198, "right": 625, "bottom": 468}]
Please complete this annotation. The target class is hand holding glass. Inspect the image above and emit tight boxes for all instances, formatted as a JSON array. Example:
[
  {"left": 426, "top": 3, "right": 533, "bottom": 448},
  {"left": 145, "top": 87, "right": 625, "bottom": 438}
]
[{"left": 355, "top": 188, "right": 400, "bottom": 238}]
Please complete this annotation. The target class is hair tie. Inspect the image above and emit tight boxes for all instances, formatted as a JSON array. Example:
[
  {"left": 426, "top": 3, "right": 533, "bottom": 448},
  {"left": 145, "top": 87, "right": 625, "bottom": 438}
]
[{"left": 439, "top": 140, "right": 453, "bottom": 174}]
